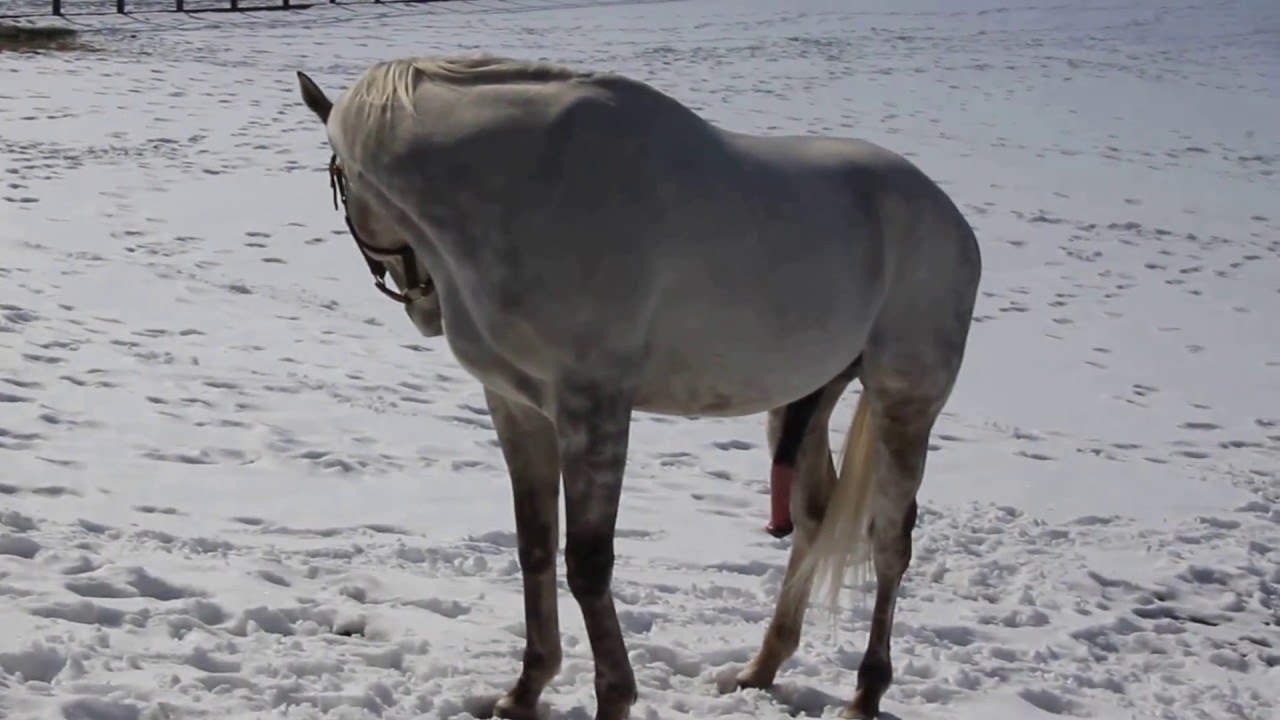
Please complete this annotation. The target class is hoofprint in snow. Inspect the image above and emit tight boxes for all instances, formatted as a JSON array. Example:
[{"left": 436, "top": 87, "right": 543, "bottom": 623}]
[{"left": 0, "top": 1, "right": 1276, "bottom": 719}]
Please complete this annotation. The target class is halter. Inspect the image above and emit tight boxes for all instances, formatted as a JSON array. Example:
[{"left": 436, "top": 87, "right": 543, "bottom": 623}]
[{"left": 328, "top": 154, "right": 432, "bottom": 306}]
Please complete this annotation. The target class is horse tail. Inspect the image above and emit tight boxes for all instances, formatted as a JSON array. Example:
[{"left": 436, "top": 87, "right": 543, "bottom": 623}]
[{"left": 786, "top": 389, "right": 877, "bottom": 613}]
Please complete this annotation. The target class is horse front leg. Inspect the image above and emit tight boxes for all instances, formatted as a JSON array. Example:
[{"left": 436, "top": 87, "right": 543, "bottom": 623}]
[
  {"left": 486, "top": 388, "right": 564, "bottom": 720},
  {"left": 554, "top": 378, "right": 637, "bottom": 720}
]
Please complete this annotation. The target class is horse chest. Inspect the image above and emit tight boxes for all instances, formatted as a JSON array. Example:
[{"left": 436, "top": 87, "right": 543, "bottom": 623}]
[{"left": 437, "top": 289, "right": 552, "bottom": 410}]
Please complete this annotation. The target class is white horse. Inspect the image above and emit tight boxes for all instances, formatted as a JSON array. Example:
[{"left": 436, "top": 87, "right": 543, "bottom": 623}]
[{"left": 296, "top": 54, "right": 981, "bottom": 720}]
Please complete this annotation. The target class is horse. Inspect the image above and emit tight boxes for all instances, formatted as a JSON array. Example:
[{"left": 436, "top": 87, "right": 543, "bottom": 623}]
[{"left": 295, "top": 54, "right": 981, "bottom": 720}]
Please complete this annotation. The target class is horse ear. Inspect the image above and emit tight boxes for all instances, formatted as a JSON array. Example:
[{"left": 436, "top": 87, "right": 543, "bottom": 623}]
[{"left": 296, "top": 71, "right": 332, "bottom": 124}]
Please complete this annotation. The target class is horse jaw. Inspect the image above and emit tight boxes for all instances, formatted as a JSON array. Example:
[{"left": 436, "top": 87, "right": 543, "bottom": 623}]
[{"left": 405, "top": 290, "right": 444, "bottom": 337}]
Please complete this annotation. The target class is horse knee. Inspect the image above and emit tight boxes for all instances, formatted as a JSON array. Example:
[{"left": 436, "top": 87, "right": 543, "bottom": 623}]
[
  {"left": 565, "top": 529, "right": 614, "bottom": 600},
  {"left": 513, "top": 501, "right": 558, "bottom": 575},
  {"left": 518, "top": 539, "right": 557, "bottom": 576}
]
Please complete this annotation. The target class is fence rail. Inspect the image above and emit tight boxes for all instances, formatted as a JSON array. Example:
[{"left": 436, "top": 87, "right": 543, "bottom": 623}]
[
  {"left": 2, "top": 0, "right": 447, "bottom": 18},
  {"left": 50, "top": 0, "right": 296, "bottom": 13}
]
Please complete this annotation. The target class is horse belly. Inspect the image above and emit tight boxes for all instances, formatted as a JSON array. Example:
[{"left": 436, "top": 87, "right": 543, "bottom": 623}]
[{"left": 634, "top": 290, "right": 871, "bottom": 417}]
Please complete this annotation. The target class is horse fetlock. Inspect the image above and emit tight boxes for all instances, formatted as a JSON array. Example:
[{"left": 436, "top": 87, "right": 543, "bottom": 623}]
[
  {"left": 848, "top": 652, "right": 892, "bottom": 718},
  {"left": 845, "top": 691, "right": 884, "bottom": 720},
  {"left": 593, "top": 704, "right": 632, "bottom": 720},
  {"left": 842, "top": 701, "right": 878, "bottom": 720},
  {"left": 595, "top": 671, "right": 638, "bottom": 720},
  {"left": 493, "top": 692, "right": 540, "bottom": 720},
  {"left": 523, "top": 644, "right": 563, "bottom": 681},
  {"left": 734, "top": 657, "right": 780, "bottom": 689},
  {"left": 497, "top": 645, "right": 562, "bottom": 719},
  {"left": 737, "top": 619, "right": 801, "bottom": 689}
]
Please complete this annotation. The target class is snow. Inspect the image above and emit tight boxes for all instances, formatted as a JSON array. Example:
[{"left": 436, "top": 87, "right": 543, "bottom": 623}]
[{"left": 1, "top": 0, "right": 1278, "bottom": 718}]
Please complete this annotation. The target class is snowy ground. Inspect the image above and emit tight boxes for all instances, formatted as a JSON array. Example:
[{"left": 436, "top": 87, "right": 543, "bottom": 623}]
[{"left": 2, "top": 0, "right": 1278, "bottom": 718}]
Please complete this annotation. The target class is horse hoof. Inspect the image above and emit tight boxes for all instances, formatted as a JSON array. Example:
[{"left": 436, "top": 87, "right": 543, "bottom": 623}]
[
  {"left": 843, "top": 692, "right": 881, "bottom": 719},
  {"left": 765, "top": 522, "right": 793, "bottom": 539},
  {"left": 733, "top": 663, "right": 775, "bottom": 690},
  {"left": 593, "top": 705, "right": 632, "bottom": 720},
  {"left": 493, "top": 693, "right": 539, "bottom": 720}
]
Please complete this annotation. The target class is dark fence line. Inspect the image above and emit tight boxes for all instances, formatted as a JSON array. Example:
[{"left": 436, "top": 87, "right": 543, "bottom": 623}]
[
  {"left": 49, "top": 0, "right": 296, "bottom": 13},
  {"left": 52, "top": 0, "right": 294, "bottom": 12},
  {"left": 3, "top": 0, "right": 448, "bottom": 18}
]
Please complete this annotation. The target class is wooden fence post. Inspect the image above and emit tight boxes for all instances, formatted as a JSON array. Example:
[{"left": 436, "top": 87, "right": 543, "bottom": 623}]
[
  {"left": 52, "top": 0, "right": 62, "bottom": 15},
  {"left": 117, "top": 0, "right": 125, "bottom": 13}
]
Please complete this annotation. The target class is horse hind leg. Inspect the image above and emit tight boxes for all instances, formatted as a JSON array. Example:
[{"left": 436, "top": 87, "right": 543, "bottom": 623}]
[
  {"left": 843, "top": 289, "right": 976, "bottom": 716},
  {"left": 845, "top": 378, "right": 946, "bottom": 719},
  {"left": 737, "top": 371, "right": 852, "bottom": 688}
]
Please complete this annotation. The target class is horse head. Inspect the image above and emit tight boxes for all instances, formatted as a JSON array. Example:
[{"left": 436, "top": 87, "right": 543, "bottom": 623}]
[{"left": 296, "top": 70, "right": 443, "bottom": 338}]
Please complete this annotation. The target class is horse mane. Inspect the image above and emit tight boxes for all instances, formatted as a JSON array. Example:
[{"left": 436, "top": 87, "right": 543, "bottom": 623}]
[
  {"left": 330, "top": 53, "right": 714, "bottom": 184},
  {"left": 344, "top": 54, "right": 594, "bottom": 118}
]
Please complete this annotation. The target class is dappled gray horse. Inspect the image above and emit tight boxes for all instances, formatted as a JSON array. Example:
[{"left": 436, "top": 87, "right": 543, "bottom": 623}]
[{"left": 297, "top": 55, "right": 980, "bottom": 720}]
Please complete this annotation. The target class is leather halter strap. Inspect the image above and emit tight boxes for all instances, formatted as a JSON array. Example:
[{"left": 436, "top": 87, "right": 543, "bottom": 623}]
[{"left": 328, "top": 154, "right": 432, "bottom": 305}]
